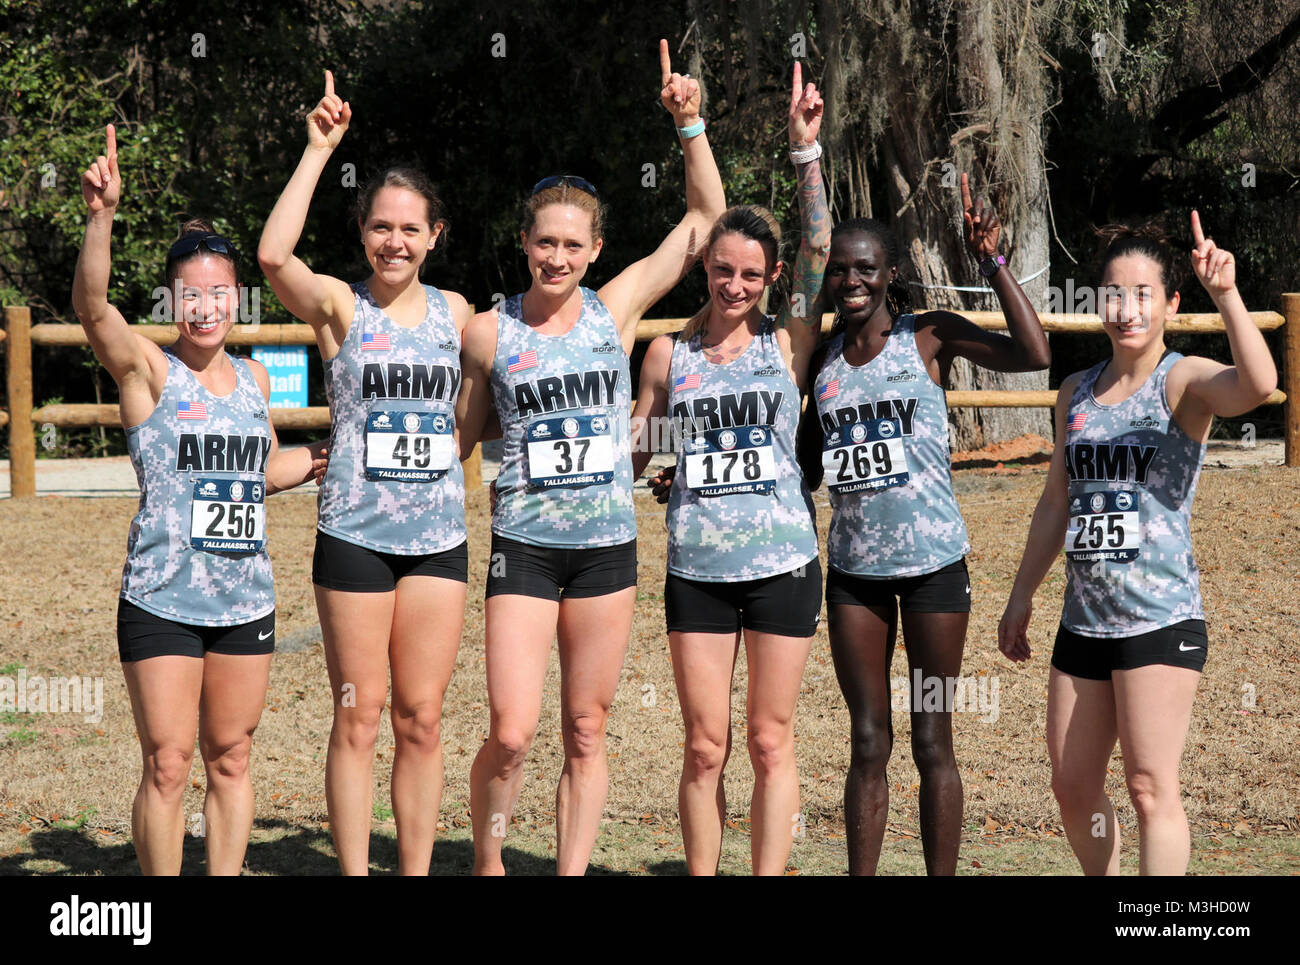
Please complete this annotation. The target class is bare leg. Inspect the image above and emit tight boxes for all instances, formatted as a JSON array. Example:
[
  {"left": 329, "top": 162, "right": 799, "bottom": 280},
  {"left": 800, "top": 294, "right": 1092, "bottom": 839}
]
[
  {"left": 554, "top": 587, "right": 635, "bottom": 875},
  {"left": 669, "top": 629, "right": 740, "bottom": 875},
  {"left": 469, "top": 593, "right": 556, "bottom": 875},
  {"left": 827, "top": 601, "right": 897, "bottom": 875},
  {"left": 899, "top": 609, "right": 968, "bottom": 876},
  {"left": 1047, "top": 667, "right": 1121, "bottom": 875},
  {"left": 744, "top": 628, "right": 813, "bottom": 876},
  {"left": 1114, "top": 664, "right": 1200, "bottom": 875},
  {"left": 315, "top": 584, "right": 396, "bottom": 875},
  {"left": 388, "top": 575, "right": 465, "bottom": 875},
  {"left": 198, "top": 651, "right": 273, "bottom": 875}
]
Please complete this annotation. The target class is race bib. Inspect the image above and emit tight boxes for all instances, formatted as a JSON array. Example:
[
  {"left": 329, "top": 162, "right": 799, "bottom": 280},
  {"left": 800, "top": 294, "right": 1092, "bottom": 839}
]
[
  {"left": 1066, "top": 489, "right": 1141, "bottom": 563},
  {"left": 364, "top": 410, "right": 455, "bottom": 482},
  {"left": 682, "top": 426, "right": 777, "bottom": 496},
  {"left": 821, "top": 419, "right": 910, "bottom": 493},
  {"left": 525, "top": 413, "right": 615, "bottom": 488},
  {"left": 190, "top": 477, "right": 265, "bottom": 553}
]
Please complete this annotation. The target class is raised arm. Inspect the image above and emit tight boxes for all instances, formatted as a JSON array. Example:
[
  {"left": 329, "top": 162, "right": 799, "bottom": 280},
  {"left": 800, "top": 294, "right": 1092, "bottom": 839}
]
[
  {"left": 599, "top": 40, "right": 727, "bottom": 346},
  {"left": 257, "top": 69, "right": 356, "bottom": 356},
  {"left": 1169, "top": 210, "right": 1278, "bottom": 423},
  {"left": 71, "top": 124, "right": 167, "bottom": 423},
  {"left": 776, "top": 63, "right": 831, "bottom": 389},
  {"left": 920, "top": 173, "right": 1050, "bottom": 375},
  {"left": 997, "top": 372, "right": 1079, "bottom": 662}
]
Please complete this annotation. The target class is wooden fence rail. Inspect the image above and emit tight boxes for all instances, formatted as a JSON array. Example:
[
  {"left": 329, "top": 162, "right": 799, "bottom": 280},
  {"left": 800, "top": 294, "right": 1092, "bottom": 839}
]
[{"left": 4, "top": 299, "right": 1298, "bottom": 498}]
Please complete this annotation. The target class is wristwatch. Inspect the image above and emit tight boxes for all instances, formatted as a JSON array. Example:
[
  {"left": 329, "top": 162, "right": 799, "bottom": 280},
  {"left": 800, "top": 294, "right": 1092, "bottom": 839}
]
[{"left": 978, "top": 254, "right": 1006, "bottom": 279}]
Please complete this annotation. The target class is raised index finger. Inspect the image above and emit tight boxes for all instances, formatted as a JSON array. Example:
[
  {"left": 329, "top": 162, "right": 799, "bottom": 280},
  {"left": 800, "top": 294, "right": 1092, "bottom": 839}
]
[
  {"left": 325, "top": 69, "right": 335, "bottom": 99},
  {"left": 659, "top": 39, "right": 672, "bottom": 86},
  {"left": 791, "top": 62, "right": 802, "bottom": 105},
  {"left": 960, "top": 172, "right": 972, "bottom": 212},
  {"left": 1190, "top": 209, "right": 1205, "bottom": 246},
  {"left": 105, "top": 123, "right": 117, "bottom": 158}
]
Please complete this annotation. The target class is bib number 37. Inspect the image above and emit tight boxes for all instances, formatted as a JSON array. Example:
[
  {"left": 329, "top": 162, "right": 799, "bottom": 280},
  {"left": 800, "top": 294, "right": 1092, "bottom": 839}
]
[{"left": 526, "top": 414, "right": 616, "bottom": 488}]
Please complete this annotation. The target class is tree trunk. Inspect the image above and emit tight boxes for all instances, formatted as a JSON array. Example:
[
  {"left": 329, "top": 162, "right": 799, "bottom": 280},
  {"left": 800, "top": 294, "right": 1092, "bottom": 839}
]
[{"left": 868, "top": 0, "right": 1057, "bottom": 449}]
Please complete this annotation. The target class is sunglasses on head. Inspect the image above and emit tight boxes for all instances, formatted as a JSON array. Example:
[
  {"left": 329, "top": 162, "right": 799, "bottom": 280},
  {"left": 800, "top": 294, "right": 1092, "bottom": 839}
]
[
  {"left": 167, "top": 233, "right": 239, "bottom": 264},
  {"left": 529, "top": 175, "right": 599, "bottom": 201}
]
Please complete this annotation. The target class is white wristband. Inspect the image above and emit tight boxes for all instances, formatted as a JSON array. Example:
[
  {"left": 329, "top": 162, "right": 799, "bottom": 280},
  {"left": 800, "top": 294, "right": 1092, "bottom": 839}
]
[{"left": 790, "top": 140, "right": 822, "bottom": 164}]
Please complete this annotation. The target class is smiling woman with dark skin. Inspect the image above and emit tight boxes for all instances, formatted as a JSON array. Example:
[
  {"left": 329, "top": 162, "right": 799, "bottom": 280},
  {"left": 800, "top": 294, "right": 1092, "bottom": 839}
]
[{"left": 795, "top": 177, "right": 1050, "bottom": 875}]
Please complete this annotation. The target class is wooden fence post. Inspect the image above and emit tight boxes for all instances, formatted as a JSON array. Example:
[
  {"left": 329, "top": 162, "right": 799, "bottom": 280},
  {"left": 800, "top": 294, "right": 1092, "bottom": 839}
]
[
  {"left": 5, "top": 306, "right": 35, "bottom": 498},
  {"left": 1283, "top": 293, "right": 1300, "bottom": 468}
]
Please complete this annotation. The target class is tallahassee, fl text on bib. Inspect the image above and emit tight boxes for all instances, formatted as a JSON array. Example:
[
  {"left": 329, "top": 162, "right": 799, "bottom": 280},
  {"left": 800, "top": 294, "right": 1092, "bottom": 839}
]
[
  {"left": 813, "top": 318, "right": 969, "bottom": 578},
  {"left": 666, "top": 317, "right": 817, "bottom": 582},
  {"left": 317, "top": 282, "right": 466, "bottom": 555},
  {"left": 121, "top": 347, "right": 274, "bottom": 626},
  {"left": 490, "top": 288, "right": 635, "bottom": 548},
  {"left": 1061, "top": 351, "right": 1206, "bottom": 637}
]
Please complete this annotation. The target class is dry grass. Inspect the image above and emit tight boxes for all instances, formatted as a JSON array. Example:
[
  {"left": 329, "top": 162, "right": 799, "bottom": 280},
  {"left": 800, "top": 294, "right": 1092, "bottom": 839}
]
[{"left": 0, "top": 463, "right": 1297, "bottom": 874}]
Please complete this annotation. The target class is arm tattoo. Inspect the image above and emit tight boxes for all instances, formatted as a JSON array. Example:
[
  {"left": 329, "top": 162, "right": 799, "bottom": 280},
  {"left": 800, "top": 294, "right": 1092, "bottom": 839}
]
[{"left": 779, "top": 158, "right": 832, "bottom": 332}]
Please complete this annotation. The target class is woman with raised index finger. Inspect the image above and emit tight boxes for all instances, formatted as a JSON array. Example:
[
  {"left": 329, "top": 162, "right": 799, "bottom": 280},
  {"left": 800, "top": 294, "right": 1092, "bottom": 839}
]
[
  {"left": 999, "top": 213, "right": 1276, "bottom": 875},
  {"left": 455, "top": 39, "right": 726, "bottom": 876},
  {"left": 633, "top": 62, "right": 831, "bottom": 875},
  {"left": 74, "top": 124, "right": 327, "bottom": 875},
  {"left": 794, "top": 174, "right": 1050, "bottom": 875},
  {"left": 258, "top": 70, "right": 473, "bottom": 875}
]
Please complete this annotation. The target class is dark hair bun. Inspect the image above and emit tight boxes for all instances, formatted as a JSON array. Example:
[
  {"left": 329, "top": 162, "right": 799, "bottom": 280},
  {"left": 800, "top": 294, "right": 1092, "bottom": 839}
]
[
  {"left": 1095, "top": 220, "right": 1183, "bottom": 295},
  {"left": 176, "top": 217, "right": 217, "bottom": 239}
]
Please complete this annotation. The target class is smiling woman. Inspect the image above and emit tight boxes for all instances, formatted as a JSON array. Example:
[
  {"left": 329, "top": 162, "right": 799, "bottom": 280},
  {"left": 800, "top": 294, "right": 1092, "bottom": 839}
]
[
  {"left": 70, "top": 124, "right": 327, "bottom": 877},
  {"left": 631, "top": 62, "right": 831, "bottom": 876},
  {"left": 453, "top": 39, "right": 726, "bottom": 876},
  {"left": 257, "top": 69, "right": 474, "bottom": 876}
]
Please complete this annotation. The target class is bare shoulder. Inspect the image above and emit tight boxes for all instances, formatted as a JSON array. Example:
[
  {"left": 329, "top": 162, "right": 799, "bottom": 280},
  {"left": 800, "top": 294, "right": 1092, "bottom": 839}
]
[
  {"left": 461, "top": 308, "right": 500, "bottom": 368},
  {"left": 1054, "top": 369, "right": 1088, "bottom": 418},
  {"left": 643, "top": 333, "right": 676, "bottom": 375},
  {"left": 1057, "top": 368, "right": 1086, "bottom": 401},
  {"left": 242, "top": 355, "right": 270, "bottom": 385},
  {"left": 914, "top": 309, "right": 961, "bottom": 329},
  {"left": 1167, "top": 353, "right": 1224, "bottom": 390},
  {"left": 440, "top": 289, "right": 473, "bottom": 331}
]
